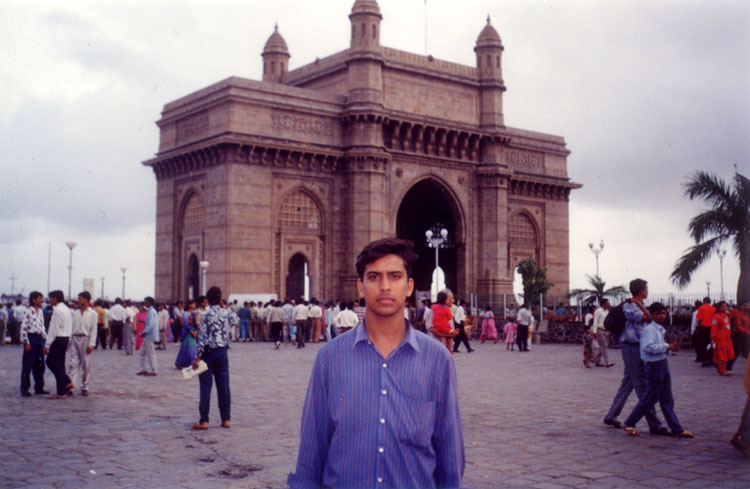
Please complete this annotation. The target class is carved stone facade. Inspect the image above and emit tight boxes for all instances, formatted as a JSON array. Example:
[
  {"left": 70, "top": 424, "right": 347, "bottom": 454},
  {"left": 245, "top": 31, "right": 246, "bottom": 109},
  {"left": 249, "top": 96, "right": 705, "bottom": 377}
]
[{"left": 144, "top": 0, "right": 580, "bottom": 303}]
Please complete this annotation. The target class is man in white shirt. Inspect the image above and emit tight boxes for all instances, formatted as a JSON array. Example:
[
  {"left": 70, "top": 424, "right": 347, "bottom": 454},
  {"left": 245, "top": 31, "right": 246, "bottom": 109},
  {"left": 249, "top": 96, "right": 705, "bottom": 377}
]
[
  {"left": 294, "top": 300, "right": 310, "bottom": 348},
  {"left": 516, "top": 303, "right": 534, "bottom": 352},
  {"left": 44, "top": 290, "right": 73, "bottom": 399},
  {"left": 592, "top": 299, "right": 614, "bottom": 367},
  {"left": 123, "top": 300, "right": 137, "bottom": 355},
  {"left": 333, "top": 301, "right": 359, "bottom": 334},
  {"left": 69, "top": 291, "right": 98, "bottom": 396},
  {"left": 20, "top": 291, "right": 48, "bottom": 396},
  {"left": 108, "top": 298, "right": 128, "bottom": 350},
  {"left": 11, "top": 300, "right": 27, "bottom": 345},
  {"left": 309, "top": 299, "right": 323, "bottom": 343},
  {"left": 157, "top": 303, "right": 169, "bottom": 350},
  {"left": 452, "top": 299, "right": 474, "bottom": 353}
]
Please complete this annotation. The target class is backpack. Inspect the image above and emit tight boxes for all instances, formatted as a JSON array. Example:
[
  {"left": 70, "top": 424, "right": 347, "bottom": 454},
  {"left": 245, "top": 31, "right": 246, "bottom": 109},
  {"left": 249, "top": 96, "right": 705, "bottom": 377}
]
[{"left": 604, "top": 300, "right": 629, "bottom": 336}]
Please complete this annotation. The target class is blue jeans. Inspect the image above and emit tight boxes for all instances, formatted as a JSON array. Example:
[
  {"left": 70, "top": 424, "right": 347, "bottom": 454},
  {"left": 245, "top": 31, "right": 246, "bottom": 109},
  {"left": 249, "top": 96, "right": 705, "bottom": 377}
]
[
  {"left": 605, "top": 342, "right": 663, "bottom": 430},
  {"left": 240, "top": 319, "right": 250, "bottom": 340},
  {"left": 199, "top": 348, "right": 230, "bottom": 423},
  {"left": 20, "top": 333, "right": 46, "bottom": 393},
  {"left": 624, "top": 359, "right": 683, "bottom": 432}
]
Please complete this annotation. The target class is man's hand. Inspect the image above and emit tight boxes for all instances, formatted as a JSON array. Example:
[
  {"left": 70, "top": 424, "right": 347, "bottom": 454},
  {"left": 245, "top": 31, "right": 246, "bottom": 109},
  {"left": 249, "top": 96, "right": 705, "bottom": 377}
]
[
  {"left": 24, "top": 343, "right": 31, "bottom": 353},
  {"left": 192, "top": 357, "right": 201, "bottom": 370},
  {"left": 86, "top": 346, "right": 93, "bottom": 355},
  {"left": 43, "top": 346, "right": 49, "bottom": 355}
]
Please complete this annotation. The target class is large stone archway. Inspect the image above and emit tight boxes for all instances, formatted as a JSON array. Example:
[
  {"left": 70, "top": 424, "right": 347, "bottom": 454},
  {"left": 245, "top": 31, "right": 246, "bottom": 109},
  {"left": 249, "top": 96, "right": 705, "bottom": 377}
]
[{"left": 395, "top": 178, "right": 464, "bottom": 294}]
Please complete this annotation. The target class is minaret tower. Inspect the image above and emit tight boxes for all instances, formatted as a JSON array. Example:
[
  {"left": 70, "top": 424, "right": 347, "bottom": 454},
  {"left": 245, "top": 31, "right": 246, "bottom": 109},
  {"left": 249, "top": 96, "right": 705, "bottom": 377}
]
[
  {"left": 346, "top": 0, "right": 383, "bottom": 105},
  {"left": 475, "top": 16, "right": 506, "bottom": 128},
  {"left": 262, "top": 24, "right": 290, "bottom": 83}
]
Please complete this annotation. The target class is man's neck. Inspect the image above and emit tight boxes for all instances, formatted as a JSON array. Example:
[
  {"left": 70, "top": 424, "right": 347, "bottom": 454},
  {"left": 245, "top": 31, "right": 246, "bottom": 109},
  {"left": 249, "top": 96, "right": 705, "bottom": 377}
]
[{"left": 364, "top": 309, "right": 407, "bottom": 359}]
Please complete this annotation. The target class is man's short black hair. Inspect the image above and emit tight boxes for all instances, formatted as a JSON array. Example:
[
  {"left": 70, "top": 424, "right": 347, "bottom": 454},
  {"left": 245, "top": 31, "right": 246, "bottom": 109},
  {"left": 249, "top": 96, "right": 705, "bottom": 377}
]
[
  {"left": 601, "top": 298, "right": 610, "bottom": 306},
  {"left": 356, "top": 237, "right": 418, "bottom": 279},
  {"left": 78, "top": 291, "right": 91, "bottom": 302},
  {"left": 49, "top": 290, "right": 64, "bottom": 303},
  {"left": 206, "top": 286, "right": 222, "bottom": 305},
  {"left": 29, "top": 291, "right": 43, "bottom": 302},
  {"left": 144, "top": 296, "right": 154, "bottom": 306},
  {"left": 648, "top": 302, "right": 666, "bottom": 314},
  {"left": 629, "top": 278, "right": 648, "bottom": 297},
  {"left": 702, "top": 297, "right": 711, "bottom": 304}
]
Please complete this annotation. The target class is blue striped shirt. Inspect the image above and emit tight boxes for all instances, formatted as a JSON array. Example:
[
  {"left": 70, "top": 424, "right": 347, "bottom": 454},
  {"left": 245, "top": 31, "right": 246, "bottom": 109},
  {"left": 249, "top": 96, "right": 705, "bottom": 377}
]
[{"left": 288, "top": 322, "right": 464, "bottom": 489}]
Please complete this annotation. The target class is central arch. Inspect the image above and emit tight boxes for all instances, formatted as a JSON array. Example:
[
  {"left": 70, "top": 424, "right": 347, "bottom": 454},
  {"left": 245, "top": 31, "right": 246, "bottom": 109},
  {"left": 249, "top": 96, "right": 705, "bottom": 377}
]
[
  {"left": 286, "top": 252, "right": 309, "bottom": 301},
  {"left": 395, "top": 178, "right": 463, "bottom": 295}
]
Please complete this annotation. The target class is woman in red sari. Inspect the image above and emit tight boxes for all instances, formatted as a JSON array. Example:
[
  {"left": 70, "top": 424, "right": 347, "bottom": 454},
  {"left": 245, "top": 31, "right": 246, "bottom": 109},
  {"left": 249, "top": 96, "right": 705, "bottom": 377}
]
[
  {"left": 135, "top": 304, "right": 147, "bottom": 351},
  {"left": 711, "top": 301, "right": 735, "bottom": 376}
]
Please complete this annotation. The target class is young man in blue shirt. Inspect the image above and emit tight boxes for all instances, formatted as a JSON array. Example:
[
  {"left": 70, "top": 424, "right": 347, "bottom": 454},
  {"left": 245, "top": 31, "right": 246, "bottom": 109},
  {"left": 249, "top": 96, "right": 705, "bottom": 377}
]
[
  {"left": 288, "top": 237, "right": 464, "bottom": 489},
  {"left": 622, "top": 302, "right": 694, "bottom": 438}
]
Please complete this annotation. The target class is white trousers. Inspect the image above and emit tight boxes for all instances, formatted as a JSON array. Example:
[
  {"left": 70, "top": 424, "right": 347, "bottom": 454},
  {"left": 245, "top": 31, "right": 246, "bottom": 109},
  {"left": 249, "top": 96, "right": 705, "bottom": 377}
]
[
  {"left": 67, "top": 335, "right": 92, "bottom": 391},
  {"left": 139, "top": 338, "right": 157, "bottom": 373}
]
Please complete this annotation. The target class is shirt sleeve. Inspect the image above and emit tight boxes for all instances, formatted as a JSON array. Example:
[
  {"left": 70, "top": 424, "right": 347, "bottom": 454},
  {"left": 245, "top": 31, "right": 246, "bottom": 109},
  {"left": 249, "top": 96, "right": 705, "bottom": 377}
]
[
  {"left": 640, "top": 325, "right": 667, "bottom": 355},
  {"left": 21, "top": 310, "right": 31, "bottom": 344},
  {"left": 288, "top": 350, "right": 333, "bottom": 489},
  {"left": 46, "top": 308, "right": 60, "bottom": 348},
  {"left": 433, "top": 355, "right": 465, "bottom": 489},
  {"left": 196, "top": 312, "right": 208, "bottom": 357}
]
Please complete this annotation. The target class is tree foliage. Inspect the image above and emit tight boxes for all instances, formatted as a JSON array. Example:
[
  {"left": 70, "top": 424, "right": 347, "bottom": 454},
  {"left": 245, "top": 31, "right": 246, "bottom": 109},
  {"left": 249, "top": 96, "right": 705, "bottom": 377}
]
[
  {"left": 516, "top": 258, "right": 553, "bottom": 306},
  {"left": 568, "top": 274, "right": 627, "bottom": 306},
  {"left": 670, "top": 171, "right": 750, "bottom": 303}
]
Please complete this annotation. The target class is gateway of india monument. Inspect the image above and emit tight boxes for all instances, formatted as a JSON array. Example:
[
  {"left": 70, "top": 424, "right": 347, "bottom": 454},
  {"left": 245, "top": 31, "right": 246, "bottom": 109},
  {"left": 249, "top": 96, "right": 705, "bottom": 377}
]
[{"left": 144, "top": 0, "right": 580, "bottom": 303}]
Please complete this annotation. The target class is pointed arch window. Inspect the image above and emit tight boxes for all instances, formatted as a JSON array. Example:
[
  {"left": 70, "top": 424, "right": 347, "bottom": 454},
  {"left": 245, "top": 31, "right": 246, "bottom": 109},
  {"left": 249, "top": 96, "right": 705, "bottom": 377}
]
[
  {"left": 510, "top": 213, "right": 536, "bottom": 244},
  {"left": 182, "top": 193, "right": 204, "bottom": 231},
  {"left": 278, "top": 191, "right": 321, "bottom": 230}
]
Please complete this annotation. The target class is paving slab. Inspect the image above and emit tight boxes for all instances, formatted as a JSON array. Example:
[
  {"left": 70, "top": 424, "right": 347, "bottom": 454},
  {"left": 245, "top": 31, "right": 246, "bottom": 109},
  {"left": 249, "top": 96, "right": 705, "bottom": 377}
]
[{"left": 0, "top": 341, "right": 747, "bottom": 488}]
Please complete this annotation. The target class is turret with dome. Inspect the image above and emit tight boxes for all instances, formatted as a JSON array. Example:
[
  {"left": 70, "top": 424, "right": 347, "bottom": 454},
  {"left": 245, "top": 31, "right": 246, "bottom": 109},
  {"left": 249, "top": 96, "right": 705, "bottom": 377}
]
[{"left": 262, "top": 24, "right": 289, "bottom": 83}]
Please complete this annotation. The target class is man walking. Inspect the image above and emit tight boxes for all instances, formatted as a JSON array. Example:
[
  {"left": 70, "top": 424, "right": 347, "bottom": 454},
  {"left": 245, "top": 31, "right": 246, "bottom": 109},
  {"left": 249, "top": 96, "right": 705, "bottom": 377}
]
[
  {"left": 20, "top": 291, "right": 47, "bottom": 396},
  {"left": 44, "top": 290, "right": 73, "bottom": 399},
  {"left": 288, "top": 238, "right": 464, "bottom": 489},
  {"left": 603, "top": 279, "right": 669, "bottom": 435},
  {"left": 68, "top": 291, "right": 98, "bottom": 396},
  {"left": 191, "top": 286, "right": 236, "bottom": 429},
  {"left": 294, "top": 298, "right": 310, "bottom": 348},
  {"left": 695, "top": 297, "right": 715, "bottom": 367},
  {"left": 137, "top": 297, "right": 159, "bottom": 376},
  {"left": 593, "top": 299, "right": 614, "bottom": 367},
  {"left": 309, "top": 299, "right": 323, "bottom": 342}
]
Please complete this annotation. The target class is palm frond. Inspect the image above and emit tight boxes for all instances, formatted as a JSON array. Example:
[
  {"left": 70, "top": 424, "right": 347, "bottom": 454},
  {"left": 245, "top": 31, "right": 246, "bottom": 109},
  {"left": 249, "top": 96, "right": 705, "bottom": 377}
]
[
  {"left": 670, "top": 236, "right": 724, "bottom": 289},
  {"left": 687, "top": 209, "right": 732, "bottom": 243},
  {"left": 684, "top": 171, "right": 735, "bottom": 210}
]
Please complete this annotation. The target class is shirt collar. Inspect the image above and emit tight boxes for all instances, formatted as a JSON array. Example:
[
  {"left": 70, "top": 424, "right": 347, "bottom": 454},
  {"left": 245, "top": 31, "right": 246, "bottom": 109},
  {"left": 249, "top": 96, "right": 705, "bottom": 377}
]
[{"left": 352, "top": 320, "right": 421, "bottom": 353}]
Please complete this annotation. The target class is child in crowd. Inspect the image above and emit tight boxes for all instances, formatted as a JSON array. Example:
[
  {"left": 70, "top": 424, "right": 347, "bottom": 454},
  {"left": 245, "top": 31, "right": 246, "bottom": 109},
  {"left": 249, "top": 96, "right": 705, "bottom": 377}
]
[
  {"left": 582, "top": 324, "right": 594, "bottom": 368},
  {"left": 479, "top": 306, "right": 498, "bottom": 343},
  {"left": 622, "top": 302, "right": 694, "bottom": 438},
  {"left": 503, "top": 319, "right": 517, "bottom": 350},
  {"left": 711, "top": 301, "right": 735, "bottom": 376}
]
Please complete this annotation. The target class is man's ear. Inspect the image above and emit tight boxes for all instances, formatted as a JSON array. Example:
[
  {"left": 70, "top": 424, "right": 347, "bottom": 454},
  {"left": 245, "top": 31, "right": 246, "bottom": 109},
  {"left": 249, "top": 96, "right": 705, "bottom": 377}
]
[{"left": 357, "top": 279, "right": 364, "bottom": 298}]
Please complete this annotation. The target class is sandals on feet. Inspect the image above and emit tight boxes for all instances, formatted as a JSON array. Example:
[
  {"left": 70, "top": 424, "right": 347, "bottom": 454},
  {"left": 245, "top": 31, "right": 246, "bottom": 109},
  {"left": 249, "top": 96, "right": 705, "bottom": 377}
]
[
  {"left": 623, "top": 426, "right": 639, "bottom": 437},
  {"left": 673, "top": 430, "right": 694, "bottom": 439}
]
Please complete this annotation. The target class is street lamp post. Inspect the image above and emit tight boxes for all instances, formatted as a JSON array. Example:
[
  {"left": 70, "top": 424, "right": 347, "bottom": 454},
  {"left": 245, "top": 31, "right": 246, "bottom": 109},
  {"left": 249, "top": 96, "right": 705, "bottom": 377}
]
[
  {"left": 199, "top": 261, "right": 210, "bottom": 296},
  {"left": 121, "top": 267, "right": 127, "bottom": 299},
  {"left": 718, "top": 249, "right": 727, "bottom": 301},
  {"left": 65, "top": 242, "right": 77, "bottom": 301},
  {"left": 426, "top": 227, "right": 449, "bottom": 300},
  {"left": 588, "top": 239, "right": 604, "bottom": 278},
  {"left": 101, "top": 277, "right": 105, "bottom": 301},
  {"left": 706, "top": 281, "right": 711, "bottom": 299}
]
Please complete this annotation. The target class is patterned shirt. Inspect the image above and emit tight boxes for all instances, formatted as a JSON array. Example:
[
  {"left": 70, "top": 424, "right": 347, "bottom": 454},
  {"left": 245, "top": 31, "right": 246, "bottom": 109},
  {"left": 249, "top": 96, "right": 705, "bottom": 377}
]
[
  {"left": 21, "top": 307, "right": 47, "bottom": 344},
  {"left": 288, "top": 323, "right": 464, "bottom": 489},
  {"left": 620, "top": 301, "right": 646, "bottom": 344},
  {"left": 196, "top": 305, "right": 238, "bottom": 357}
]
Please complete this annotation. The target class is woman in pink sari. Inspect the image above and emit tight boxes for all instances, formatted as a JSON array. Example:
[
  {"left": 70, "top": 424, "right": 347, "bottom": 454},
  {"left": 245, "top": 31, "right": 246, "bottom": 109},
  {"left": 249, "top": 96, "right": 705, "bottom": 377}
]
[
  {"left": 135, "top": 305, "right": 146, "bottom": 351},
  {"left": 479, "top": 306, "right": 498, "bottom": 343}
]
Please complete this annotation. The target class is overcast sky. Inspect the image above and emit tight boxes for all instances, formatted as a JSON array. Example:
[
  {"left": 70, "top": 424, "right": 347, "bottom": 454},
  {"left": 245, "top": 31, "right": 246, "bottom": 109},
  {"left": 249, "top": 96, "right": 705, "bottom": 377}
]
[{"left": 1, "top": 0, "right": 747, "bottom": 303}]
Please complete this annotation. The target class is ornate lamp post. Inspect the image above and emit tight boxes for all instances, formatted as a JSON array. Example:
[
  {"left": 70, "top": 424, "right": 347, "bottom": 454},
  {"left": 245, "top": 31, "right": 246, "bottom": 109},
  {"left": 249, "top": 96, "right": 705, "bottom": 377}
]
[
  {"left": 121, "top": 267, "right": 127, "bottom": 299},
  {"left": 65, "top": 242, "right": 77, "bottom": 300},
  {"left": 706, "top": 281, "right": 711, "bottom": 299},
  {"left": 588, "top": 239, "right": 604, "bottom": 278},
  {"left": 426, "top": 227, "right": 449, "bottom": 300},
  {"left": 199, "top": 261, "right": 210, "bottom": 296},
  {"left": 717, "top": 249, "right": 727, "bottom": 301},
  {"left": 100, "top": 276, "right": 105, "bottom": 301}
]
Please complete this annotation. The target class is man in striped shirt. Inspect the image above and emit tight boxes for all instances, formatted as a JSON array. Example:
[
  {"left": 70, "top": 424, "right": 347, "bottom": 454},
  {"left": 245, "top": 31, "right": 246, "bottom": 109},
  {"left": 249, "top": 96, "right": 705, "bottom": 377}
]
[
  {"left": 20, "top": 291, "right": 47, "bottom": 396},
  {"left": 289, "top": 237, "right": 464, "bottom": 489}
]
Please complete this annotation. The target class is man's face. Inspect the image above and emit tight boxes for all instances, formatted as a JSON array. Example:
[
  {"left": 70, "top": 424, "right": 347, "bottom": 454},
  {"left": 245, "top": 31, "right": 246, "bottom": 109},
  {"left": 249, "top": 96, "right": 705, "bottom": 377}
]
[
  {"left": 602, "top": 301, "right": 611, "bottom": 310},
  {"left": 652, "top": 309, "right": 667, "bottom": 325},
  {"left": 31, "top": 295, "right": 43, "bottom": 308},
  {"left": 446, "top": 292, "right": 455, "bottom": 307},
  {"left": 78, "top": 296, "right": 89, "bottom": 308},
  {"left": 49, "top": 296, "right": 58, "bottom": 306},
  {"left": 641, "top": 285, "right": 649, "bottom": 299},
  {"left": 357, "top": 254, "right": 414, "bottom": 320}
]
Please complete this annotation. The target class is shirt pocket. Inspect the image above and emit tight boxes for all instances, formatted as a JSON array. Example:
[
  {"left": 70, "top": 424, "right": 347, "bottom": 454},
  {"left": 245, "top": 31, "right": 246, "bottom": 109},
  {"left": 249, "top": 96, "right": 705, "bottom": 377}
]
[{"left": 397, "top": 397, "right": 436, "bottom": 449}]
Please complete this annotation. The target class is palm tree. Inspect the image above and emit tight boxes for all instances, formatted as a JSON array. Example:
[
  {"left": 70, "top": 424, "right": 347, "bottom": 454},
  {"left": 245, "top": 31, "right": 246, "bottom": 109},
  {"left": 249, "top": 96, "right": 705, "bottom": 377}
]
[
  {"left": 569, "top": 274, "right": 627, "bottom": 306},
  {"left": 670, "top": 171, "right": 749, "bottom": 303}
]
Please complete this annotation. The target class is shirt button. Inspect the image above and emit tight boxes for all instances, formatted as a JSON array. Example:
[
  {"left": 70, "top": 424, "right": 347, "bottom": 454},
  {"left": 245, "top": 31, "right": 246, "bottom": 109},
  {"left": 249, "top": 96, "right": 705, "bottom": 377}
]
[
  {"left": 380, "top": 418, "right": 385, "bottom": 424},
  {"left": 381, "top": 389, "right": 387, "bottom": 395},
  {"left": 382, "top": 363, "right": 387, "bottom": 368},
  {"left": 377, "top": 477, "right": 383, "bottom": 483},
  {"left": 378, "top": 447, "right": 384, "bottom": 454}
]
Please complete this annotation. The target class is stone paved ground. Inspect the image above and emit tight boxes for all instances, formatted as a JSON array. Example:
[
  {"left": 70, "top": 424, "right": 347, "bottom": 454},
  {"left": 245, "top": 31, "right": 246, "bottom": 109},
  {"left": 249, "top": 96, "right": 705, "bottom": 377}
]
[{"left": 0, "top": 340, "right": 748, "bottom": 489}]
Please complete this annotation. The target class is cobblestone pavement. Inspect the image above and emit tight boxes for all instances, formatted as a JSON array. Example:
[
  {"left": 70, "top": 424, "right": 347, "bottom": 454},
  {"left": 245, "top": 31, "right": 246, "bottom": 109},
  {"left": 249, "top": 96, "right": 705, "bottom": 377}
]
[{"left": 1, "top": 339, "right": 747, "bottom": 489}]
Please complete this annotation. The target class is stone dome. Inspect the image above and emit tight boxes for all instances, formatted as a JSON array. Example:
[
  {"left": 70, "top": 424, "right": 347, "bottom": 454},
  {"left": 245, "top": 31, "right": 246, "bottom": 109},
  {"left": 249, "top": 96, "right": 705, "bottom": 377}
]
[
  {"left": 263, "top": 24, "right": 289, "bottom": 55},
  {"left": 351, "top": 0, "right": 381, "bottom": 17},
  {"left": 476, "top": 16, "right": 503, "bottom": 49}
]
